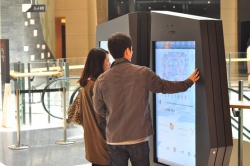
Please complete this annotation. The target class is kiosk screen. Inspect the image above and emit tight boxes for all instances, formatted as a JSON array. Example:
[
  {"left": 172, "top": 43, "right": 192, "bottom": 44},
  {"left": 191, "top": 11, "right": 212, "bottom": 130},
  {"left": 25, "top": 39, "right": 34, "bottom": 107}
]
[
  {"left": 154, "top": 41, "right": 196, "bottom": 166},
  {"left": 99, "top": 41, "right": 115, "bottom": 63}
]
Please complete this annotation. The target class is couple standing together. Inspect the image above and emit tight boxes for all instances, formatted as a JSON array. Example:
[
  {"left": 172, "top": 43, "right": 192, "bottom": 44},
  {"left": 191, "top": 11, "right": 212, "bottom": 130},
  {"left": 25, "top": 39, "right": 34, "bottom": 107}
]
[{"left": 78, "top": 32, "right": 200, "bottom": 166}]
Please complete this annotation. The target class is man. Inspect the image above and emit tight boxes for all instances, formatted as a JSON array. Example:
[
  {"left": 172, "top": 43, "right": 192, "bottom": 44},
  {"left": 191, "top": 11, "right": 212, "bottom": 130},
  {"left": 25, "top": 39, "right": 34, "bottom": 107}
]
[{"left": 93, "top": 32, "right": 200, "bottom": 166}]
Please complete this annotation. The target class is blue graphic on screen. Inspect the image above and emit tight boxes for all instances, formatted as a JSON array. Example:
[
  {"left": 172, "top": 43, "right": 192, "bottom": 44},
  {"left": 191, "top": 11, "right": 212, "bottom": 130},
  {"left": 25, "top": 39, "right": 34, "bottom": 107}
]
[{"left": 155, "top": 41, "right": 196, "bottom": 166}]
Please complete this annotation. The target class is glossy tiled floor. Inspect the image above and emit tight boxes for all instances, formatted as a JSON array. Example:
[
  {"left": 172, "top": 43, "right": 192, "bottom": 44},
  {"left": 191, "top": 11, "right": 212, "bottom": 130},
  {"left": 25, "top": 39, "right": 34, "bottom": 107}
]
[
  {"left": 0, "top": 92, "right": 91, "bottom": 166},
  {"left": 0, "top": 102, "right": 92, "bottom": 166},
  {"left": 0, "top": 125, "right": 91, "bottom": 166},
  {"left": 0, "top": 89, "right": 94, "bottom": 166}
]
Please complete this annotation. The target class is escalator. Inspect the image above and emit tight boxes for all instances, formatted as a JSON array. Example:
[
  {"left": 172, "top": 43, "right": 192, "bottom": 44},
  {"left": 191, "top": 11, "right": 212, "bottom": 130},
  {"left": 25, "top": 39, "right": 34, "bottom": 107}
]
[{"left": 41, "top": 77, "right": 80, "bottom": 120}]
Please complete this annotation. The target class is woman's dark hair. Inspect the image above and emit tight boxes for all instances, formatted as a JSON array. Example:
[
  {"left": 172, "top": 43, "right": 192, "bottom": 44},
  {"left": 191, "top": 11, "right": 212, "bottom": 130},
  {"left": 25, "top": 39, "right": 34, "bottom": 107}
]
[
  {"left": 78, "top": 48, "right": 109, "bottom": 87},
  {"left": 108, "top": 32, "right": 132, "bottom": 59}
]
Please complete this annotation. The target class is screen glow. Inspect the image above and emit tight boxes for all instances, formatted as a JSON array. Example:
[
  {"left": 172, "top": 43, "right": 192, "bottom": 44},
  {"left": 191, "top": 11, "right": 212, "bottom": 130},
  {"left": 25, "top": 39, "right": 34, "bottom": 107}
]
[
  {"left": 99, "top": 41, "right": 115, "bottom": 64},
  {"left": 154, "top": 41, "right": 196, "bottom": 166}
]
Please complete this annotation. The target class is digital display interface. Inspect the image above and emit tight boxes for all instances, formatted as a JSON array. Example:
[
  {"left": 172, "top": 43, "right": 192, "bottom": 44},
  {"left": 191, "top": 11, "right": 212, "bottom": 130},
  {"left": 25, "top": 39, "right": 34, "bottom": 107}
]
[
  {"left": 154, "top": 41, "right": 196, "bottom": 166},
  {"left": 99, "top": 41, "right": 115, "bottom": 64}
]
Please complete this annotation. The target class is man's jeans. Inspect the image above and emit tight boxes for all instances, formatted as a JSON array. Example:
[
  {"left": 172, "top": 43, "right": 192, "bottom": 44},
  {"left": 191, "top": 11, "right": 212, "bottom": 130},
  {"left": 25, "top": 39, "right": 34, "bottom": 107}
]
[{"left": 108, "top": 141, "right": 150, "bottom": 166}]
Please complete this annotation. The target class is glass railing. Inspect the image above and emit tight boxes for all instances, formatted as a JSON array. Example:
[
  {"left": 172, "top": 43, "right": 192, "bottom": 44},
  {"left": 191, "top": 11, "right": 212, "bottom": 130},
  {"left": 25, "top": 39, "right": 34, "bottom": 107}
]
[
  {"left": 5, "top": 54, "right": 250, "bottom": 140},
  {"left": 7, "top": 58, "right": 85, "bottom": 127},
  {"left": 226, "top": 52, "right": 248, "bottom": 88},
  {"left": 226, "top": 52, "right": 250, "bottom": 141}
]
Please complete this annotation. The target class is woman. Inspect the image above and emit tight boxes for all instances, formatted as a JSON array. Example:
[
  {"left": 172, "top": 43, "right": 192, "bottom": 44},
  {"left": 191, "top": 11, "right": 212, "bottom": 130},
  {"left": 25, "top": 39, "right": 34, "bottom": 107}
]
[{"left": 78, "top": 48, "right": 111, "bottom": 166}]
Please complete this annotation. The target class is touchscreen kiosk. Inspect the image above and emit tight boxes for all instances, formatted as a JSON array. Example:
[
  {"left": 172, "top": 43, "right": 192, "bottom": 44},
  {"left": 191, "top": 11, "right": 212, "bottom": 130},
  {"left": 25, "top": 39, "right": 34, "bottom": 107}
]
[
  {"left": 96, "top": 10, "right": 233, "bottom": 166},
  {"left": 151, "top": 11, "right": 232, "bottom": 166}
]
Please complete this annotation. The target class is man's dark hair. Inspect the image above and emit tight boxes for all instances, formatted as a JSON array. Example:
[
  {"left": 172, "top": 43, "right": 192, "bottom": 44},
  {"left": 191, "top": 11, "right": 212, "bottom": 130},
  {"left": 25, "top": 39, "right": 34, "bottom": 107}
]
[
  {"left": 78, "top": 48, "right": 109, "bottom": 87},
  {"left": 108, "top": 32, "right": 132, "bottom": 59}
]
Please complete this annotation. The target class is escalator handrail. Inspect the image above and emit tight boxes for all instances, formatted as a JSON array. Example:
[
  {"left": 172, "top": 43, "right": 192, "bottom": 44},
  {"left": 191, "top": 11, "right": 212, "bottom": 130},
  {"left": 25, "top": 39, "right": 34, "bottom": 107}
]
[
  {"left": 228, "top": 87, "right": 250, "bottom": 101},
  {"left": 228, "top": 87, "right": 250, "bottom": 139},
  {"left": 69, "top": 86, "right": 81, "bottom": 104},
  {"left": 231, "top": 118, "right": 250, "bottom": 140},
  {"left": 41, "top": 77, "right": 80, "bottom": 119},
  {"left": 231, "top": 116, "right": 250, "bottom": 137}
]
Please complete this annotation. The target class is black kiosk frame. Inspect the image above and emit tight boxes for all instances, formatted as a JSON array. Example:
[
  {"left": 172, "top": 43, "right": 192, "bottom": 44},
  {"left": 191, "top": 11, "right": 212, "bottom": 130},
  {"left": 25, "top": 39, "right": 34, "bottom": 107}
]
[
  {"left": 151, "top": 11, "right": 232, "bottom": 166},
  {"left": 96, "top": 12, "right": 150, "bottom": 67}
]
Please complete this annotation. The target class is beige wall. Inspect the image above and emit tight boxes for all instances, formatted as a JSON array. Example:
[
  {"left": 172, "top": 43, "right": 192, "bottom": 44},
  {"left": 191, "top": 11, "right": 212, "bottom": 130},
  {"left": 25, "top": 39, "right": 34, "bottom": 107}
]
[
  {"left": 97, "top": 0, "right": 108, "bottom": 24},
  {"left": 55, "top": 0, "right": 89, "bottom": 58},
  {"left": 55, "top": 0, "right": 235, "bottom": 58},
  {"left": 88, "top": 0, "right": 97, "bottom": 50},
  {"left": 55, "top": 18, "right": 63, "bottom": 59},
  {"left": 221, "top": 0, "right": 238, "bottom": 54},
  {"left": 54, "top": 0, "right": 108, "bottom": 59},
  {"left": 88, "top": 0, "right": 108, "bottom": 49}
]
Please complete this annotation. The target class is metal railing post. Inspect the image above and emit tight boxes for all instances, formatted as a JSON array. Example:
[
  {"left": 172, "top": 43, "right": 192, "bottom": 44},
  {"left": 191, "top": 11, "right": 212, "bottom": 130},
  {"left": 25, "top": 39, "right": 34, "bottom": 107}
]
[
  {"left": 238, "top": 80, "right": 243, "bottom": 166},
  {"left": 28, "top": 63, "right": 32, "bottom": 125},
  {"left": 55, "top": 86, "right": 74, "bottom": 145},
  {"left": 9, "top": 89, "right": 29, "bottom": 150},
  {"left": 46, "top": 61, "right": 51, "bottom": 123}
]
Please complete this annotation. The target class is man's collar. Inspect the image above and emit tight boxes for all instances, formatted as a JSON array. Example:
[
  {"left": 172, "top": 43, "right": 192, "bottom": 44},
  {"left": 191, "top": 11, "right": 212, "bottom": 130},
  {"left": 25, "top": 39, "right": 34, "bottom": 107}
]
[{"left": 111, "top": 58, "right": 131, "bottom": 68}]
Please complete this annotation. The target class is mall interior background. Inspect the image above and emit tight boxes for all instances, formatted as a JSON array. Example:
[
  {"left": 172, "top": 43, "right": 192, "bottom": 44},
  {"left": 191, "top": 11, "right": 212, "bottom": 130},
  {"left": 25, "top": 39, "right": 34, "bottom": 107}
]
[
  {"left": 0, "top": 0, "right": 250, "bottom": 166},
  {"left": 1, "top": 0, "right": 250, "bottom": 63}
]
